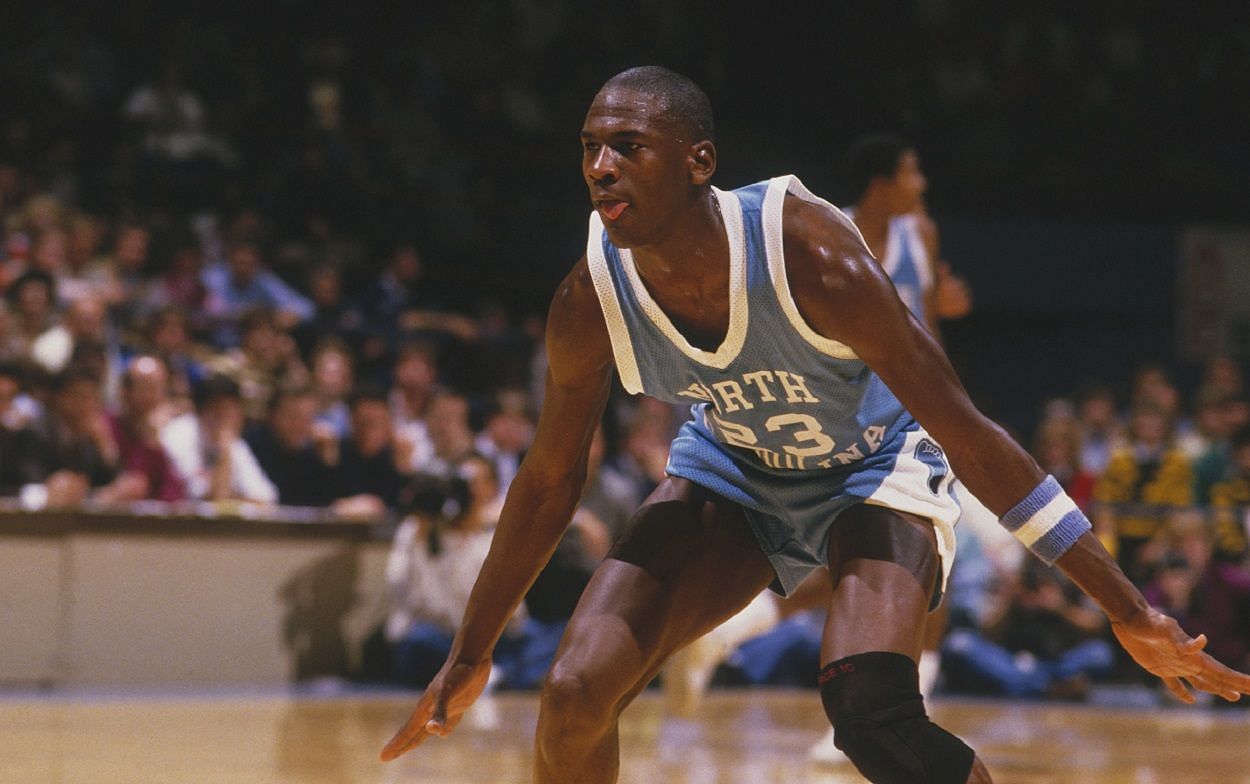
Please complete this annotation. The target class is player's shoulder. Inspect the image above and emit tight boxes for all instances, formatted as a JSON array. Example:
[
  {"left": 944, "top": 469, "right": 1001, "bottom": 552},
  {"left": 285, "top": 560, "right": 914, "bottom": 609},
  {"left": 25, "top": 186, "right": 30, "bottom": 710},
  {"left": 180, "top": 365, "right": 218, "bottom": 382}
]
[
  {"left": 548, "top": 255, "right": 604, "bottom": 338},
  {"left": 546, "top": 255, "right": 614, "bottom": 378},
  {"left": 780, "top": 192, "right": 881, "bottom": 295}
]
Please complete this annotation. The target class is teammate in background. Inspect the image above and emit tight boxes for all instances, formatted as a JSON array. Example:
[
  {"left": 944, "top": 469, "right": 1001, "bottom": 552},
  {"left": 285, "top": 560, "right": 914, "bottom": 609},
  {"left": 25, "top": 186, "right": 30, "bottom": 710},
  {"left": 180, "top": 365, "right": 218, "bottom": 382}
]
[
  {"left": 844, "top": 133, "right": 971, "bottom": 341},
  {"left": 381, "top": 67, "right": 1250, "bottom": 784}
]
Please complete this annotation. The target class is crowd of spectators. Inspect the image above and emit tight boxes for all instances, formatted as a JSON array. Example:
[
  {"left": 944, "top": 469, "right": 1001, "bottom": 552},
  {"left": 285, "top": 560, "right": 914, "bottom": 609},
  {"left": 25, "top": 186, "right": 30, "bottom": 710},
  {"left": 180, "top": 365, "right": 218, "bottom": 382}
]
[
  {"left": 1, "top": 4, "right": 1248, "bottom": 696},
  {"left": 937, "top": 358, "right": 1250, "bottom": 704}
]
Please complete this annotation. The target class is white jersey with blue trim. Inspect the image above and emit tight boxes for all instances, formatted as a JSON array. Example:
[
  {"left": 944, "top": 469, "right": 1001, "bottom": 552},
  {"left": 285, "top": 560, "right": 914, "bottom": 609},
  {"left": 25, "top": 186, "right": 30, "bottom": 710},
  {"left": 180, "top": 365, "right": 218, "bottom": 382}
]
[
  {"left": 585, "top": 175, "right": 910, "bottom": 476},
  {"left": 842, "top": 207, "right": 934, "bottom": 324}
]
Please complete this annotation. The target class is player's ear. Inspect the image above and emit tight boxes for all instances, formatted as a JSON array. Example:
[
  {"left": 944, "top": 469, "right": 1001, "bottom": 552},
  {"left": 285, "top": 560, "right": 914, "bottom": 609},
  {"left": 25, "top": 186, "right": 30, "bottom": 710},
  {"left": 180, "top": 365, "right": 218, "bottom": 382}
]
[{"left": 689, "top": 141, "right": 716, "bottom": 185}]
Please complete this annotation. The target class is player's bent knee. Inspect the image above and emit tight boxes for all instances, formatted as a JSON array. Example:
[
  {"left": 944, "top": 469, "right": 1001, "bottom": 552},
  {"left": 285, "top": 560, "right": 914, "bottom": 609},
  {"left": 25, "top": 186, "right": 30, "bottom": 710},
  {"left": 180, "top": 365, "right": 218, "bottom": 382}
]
[
  {"left": 539, "top": 670, "right": 618, "bottom": 724},
  {"left": 819, "top": 652, "right": 974, "bottom": 784}
]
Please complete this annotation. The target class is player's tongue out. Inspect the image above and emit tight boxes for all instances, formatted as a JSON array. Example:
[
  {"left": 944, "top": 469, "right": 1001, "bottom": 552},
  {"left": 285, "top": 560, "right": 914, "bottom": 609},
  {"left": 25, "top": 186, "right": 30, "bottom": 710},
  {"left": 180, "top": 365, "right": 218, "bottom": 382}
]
[{"left": 599, "top": 200, "right": 629, "bottom": 221}]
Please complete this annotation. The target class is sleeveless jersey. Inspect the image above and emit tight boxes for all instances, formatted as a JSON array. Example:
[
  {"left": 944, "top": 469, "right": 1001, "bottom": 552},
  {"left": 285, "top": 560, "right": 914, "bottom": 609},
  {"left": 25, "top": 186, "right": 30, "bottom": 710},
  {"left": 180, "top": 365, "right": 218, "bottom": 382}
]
[
  {"left": 842, "top": 207, "right": 933, "bottom": 324},
  {"left": 587, "top": 176, "right": 907, "bottom": 476},
  {"left": 586, "top": 175, "right": 960, "bottom": 596}
]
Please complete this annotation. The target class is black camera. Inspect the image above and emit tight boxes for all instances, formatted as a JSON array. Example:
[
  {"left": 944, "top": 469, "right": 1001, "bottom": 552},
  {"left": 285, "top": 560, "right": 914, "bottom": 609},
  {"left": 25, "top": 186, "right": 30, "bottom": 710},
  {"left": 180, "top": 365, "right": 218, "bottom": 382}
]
[{"left": 401, "top": 472, "right": 472, "bottom": 521}]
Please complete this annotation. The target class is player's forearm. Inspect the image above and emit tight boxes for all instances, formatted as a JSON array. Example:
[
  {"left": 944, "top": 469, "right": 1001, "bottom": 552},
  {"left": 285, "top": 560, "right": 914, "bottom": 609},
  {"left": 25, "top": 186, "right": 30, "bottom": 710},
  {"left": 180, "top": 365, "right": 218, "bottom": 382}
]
[
  {"left": 1054, "top": 532, "right": 1151, "bottom": 625},
  {"left": 450, "top": 465, "right": 584, "bottom": 663},
  {"left": 941, "top": 415, "right": 1047, "bottom": 515}
]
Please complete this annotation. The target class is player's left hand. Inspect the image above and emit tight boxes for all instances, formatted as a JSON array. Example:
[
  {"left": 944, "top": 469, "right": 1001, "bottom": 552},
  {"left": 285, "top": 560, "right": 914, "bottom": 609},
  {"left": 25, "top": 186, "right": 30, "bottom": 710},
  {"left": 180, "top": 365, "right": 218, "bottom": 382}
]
[{"left": 1112, "top": 607, "right": 1250, "bottom": 703}]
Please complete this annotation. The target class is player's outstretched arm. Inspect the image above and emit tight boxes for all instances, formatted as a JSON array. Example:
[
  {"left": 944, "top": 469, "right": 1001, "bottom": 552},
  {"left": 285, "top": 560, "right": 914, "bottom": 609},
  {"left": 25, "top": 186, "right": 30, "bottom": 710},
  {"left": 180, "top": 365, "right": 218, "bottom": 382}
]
[
  {"left": 782, "top": 196, "right": 1250, "bottom": 703},
  {"left": 381, "top": 259, "right": 615, "bottom": 762}
]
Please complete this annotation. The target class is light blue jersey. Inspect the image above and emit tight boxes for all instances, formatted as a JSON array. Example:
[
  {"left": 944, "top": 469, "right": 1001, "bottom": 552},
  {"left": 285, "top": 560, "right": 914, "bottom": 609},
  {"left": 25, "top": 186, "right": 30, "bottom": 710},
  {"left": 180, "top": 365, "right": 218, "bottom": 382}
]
[
  {"left": 586, "top": 175, "right": 959, "bottom": 595},
  {"left": 842, "top": 207, "right": 934, "bottom": 323}
]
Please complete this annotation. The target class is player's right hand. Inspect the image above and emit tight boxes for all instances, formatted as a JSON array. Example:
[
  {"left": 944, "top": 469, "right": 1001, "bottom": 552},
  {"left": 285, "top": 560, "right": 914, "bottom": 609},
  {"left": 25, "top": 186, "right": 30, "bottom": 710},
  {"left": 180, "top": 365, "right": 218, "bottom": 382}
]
[{"left": 379, "top": 656, "right": 493, "bottom": 762}]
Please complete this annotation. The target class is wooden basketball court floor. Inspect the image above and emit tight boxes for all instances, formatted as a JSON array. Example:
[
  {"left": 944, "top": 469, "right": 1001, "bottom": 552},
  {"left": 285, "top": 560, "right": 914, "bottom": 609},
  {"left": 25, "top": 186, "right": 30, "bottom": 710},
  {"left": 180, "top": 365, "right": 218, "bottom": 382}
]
[{"left": 3, "top": 689, "right": 1249, "bottom": 783}]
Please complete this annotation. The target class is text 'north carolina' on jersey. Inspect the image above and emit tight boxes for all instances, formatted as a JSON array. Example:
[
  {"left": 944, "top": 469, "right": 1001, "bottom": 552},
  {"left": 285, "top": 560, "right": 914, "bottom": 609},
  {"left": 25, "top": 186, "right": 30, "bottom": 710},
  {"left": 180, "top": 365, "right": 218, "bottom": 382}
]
[{"left": 585, "top": 175, "right": 909, "bottom": 476}]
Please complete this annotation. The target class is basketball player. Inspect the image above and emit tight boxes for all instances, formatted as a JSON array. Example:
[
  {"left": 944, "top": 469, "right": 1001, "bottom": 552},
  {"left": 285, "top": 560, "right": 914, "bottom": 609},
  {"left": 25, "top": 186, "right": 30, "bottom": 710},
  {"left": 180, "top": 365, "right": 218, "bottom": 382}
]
[{"left": 381, "top": 67, "right": 1250, "bottom": 784}]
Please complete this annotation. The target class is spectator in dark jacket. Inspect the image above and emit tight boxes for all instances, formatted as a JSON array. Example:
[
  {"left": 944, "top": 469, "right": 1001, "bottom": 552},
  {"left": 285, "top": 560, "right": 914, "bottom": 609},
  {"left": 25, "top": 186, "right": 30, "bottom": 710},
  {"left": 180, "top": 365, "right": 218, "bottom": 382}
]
[{"left": 245, "top": 386, "right": 337, "bottom": 507}]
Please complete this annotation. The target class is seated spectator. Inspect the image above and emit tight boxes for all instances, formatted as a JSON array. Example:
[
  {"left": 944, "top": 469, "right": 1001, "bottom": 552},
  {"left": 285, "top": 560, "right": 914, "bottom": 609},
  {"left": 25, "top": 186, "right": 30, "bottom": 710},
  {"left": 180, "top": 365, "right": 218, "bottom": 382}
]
[
  {"left": 159, "top": 374, "right": 277, "bottom": 504},
  {"left": 1094, "top": 404, "right": 1193, "bottom": 583},
  {"left": 942, "top": 561, "right": 1113, "bottom": 699},
  {"left": 308, "top": 337, "right": 354, "bottom": 438},
  {"left": 1192, "top": 387, "right": 1241, "bottom": 505},
  {"left": 82, "top": 221, "right": 151, "bottom": 316},
  {"left": 109, "top": 356, "right": 185, "bottom": 501},
  {"left": 385, "top": 453, "right": 551, "bottom": 689},
  {"left": 58, "top": 213, "right": 108, "bottom": 304},
  {"left": 1209, "top": 425, "right": 1250, "bottom": 561},
  {"left": 22, "top": 366, "right": 149, "bottom": 507},
  {"left": 207, "top": 308, "right": 309, "bottom": 422},
  {"left": 292, "top": 264, "right": 365, "bottom": 356},
  {"left": 30, "top": 295, "right": 109, "bottom": 373},
  {"left": 1032, "top": 415, "right": 1095, "bottom": 511},
  {"left": 473, "top": 389, "right": 534, "bottom": 497},
  {"left": 245, "top": 387, "right": 337, "bottom": 507},
  {"left": 1143, "top": 518, "right": 1250, "bottom": 694},
  {"left": 0, "top": 360, "right": 43, "bottom": 430},
  {"left": 415, "top": 390, "right": 475, "bottom": 476},
  {"left": 202, "top": 237, "right": 313, "bottom": 348},
  {"left": 140, "top": 307, "right": 207, "bottom": 407},
  {"left": 389, "top": 341, "right": 439, "bottom": 469},
  {"left": 27, "top": 226, "right": 69, "bottom": 280},
  {"left": 2, "top": 270, "right": 58, "bottom": 361},
  {"left": 140, "top": 234, "right": 207, "bottom": 322},
  {"left": 0, "top": 362, "right": 51, "bottom": 496},
  {"left": 1180, "top": 386, "right": 1234, "bottom": 462},
  {"left": 324, "top": 385, "right": 407, "bottom": 515},
  {"left": 1076, "top": 383, "right": 1123, "bottom": 476},
  {"left": 360, "top": 243, "right": 476, "bottom": 350}
]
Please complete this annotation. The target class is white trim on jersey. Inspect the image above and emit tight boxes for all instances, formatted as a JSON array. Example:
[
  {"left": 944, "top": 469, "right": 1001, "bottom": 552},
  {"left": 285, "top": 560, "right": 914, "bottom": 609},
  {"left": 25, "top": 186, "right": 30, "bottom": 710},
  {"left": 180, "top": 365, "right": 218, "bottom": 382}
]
[
  {"left": 761, "top": 175, "right": 861, "bottom": 360},
  {"left": 616, "top": 186, "right": 749, "bottom": 370},
  {"left": 585, "top": 212, "right": 645, "bottom": 395}
]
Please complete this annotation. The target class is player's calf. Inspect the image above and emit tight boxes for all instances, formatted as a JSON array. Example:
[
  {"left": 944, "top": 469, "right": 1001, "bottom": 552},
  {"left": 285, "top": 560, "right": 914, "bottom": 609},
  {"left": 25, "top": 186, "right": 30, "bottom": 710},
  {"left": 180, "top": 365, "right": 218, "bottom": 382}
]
[{"left": 819, "top": 651, "right": 984, "bottom": 784}]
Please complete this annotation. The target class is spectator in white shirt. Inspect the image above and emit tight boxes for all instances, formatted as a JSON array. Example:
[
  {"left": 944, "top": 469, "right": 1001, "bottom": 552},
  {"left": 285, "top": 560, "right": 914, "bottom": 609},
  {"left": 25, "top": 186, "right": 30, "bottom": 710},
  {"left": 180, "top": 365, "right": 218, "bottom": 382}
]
[{"left": 160, "top": 374, "right": 277, "bottom": 504}]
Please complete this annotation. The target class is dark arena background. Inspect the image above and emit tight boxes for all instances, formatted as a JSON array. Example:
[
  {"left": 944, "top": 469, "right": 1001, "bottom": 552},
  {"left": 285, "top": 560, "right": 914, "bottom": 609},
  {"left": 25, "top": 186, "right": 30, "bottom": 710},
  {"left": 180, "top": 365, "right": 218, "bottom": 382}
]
[{"left": 2, "top": 2, "right": 1250, "bottom": 782}]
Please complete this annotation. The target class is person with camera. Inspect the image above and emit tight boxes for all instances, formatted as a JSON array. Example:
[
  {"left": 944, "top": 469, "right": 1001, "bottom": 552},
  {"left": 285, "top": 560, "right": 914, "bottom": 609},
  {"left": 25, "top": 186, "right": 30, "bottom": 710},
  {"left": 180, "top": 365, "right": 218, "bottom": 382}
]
[{"left": 385, "top": 453, "right": 521, "bottom": 688}]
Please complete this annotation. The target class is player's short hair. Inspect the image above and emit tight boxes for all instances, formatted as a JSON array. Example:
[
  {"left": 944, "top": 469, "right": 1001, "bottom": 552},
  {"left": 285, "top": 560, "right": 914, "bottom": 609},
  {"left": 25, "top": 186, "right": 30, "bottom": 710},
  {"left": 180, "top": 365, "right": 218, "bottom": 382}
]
[
  {"left": 847, "top": 133, "right": 913, "bottom": 198},
  {"left": 601, "top": 66, "right": 715, "bottom": 143}
]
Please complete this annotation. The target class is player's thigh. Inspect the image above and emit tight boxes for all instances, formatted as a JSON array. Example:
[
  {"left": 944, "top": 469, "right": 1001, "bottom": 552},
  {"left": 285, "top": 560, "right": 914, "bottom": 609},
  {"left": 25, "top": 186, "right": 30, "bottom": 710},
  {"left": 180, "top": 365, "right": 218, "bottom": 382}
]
[
  {"left": 547, "top": 477, "right": 775, "bottom": 691},
  {"left": 821, "top": 503, "right": 941, "bottom": 663}
]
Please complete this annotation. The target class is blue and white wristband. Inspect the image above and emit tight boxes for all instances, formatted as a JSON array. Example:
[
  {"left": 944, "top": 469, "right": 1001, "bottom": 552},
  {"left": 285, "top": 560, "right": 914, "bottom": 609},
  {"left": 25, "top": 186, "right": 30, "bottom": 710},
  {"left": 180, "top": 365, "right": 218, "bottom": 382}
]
[{"left": 999, "top": 475, "right": 1091, "bottom": 565}]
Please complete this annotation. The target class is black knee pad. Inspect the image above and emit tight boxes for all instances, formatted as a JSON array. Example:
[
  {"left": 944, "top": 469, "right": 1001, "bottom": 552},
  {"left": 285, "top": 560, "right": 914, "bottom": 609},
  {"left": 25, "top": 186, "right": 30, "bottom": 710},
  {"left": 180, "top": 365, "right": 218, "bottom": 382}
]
[{"left": 819, "top": 652, "right": 974, "bottom": 784}]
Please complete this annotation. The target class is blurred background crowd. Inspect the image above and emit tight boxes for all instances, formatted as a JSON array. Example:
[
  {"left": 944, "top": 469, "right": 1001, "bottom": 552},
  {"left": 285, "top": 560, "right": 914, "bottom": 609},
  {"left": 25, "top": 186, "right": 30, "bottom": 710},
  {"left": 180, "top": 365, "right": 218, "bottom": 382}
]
[{"left": 2, "top": 1, "right": 1249, "bottom": 703}]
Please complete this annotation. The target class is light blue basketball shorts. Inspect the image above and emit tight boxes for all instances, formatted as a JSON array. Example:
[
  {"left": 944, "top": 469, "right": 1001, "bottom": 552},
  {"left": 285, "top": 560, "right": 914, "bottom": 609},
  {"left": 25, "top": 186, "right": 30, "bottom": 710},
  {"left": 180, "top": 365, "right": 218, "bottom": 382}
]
[{"left": 666, "top": 413, "right": 961, "bottom": 597}]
